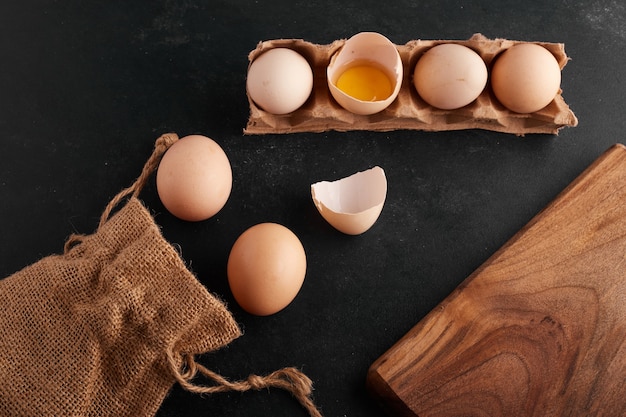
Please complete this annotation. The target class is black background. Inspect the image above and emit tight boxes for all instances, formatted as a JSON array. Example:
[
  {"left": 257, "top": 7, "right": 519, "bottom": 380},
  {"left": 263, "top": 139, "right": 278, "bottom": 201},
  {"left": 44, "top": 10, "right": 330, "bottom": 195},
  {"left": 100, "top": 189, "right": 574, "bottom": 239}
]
[{"left": 1, "top": 1, "right": 624, "bottom": 416}]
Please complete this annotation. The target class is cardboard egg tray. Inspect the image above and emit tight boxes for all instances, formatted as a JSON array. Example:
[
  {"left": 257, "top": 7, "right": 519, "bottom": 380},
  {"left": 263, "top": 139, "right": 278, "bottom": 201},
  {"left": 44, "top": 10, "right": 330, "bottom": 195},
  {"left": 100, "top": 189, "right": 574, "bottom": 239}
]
[{"left": 244, "top": 33, "right": 578, "bottom": 136}]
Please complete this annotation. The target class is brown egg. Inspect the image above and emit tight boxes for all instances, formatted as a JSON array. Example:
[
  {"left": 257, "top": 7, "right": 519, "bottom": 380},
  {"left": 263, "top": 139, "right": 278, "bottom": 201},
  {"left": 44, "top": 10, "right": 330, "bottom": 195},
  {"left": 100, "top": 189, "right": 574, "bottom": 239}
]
[
  {"left": 227, "top": 223, "right": 307, "bottom": 316},
  {"left": 156, "top": 134, "right": 232, "bottom": 221},
  {"left": 491, "top": 43, "right": 562, "bottom": 114}
]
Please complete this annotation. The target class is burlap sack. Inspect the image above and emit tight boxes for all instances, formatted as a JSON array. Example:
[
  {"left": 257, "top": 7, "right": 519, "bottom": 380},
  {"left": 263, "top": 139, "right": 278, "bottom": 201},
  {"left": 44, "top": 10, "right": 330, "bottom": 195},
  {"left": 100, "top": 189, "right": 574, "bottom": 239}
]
[{"left": 0, "top": 133, "right": 321, "bottom": 417}]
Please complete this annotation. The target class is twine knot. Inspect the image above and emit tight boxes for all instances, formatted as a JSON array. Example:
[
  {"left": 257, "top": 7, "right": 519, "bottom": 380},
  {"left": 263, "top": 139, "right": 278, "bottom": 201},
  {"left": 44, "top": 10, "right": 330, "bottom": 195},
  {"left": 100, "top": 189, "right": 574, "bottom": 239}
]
[
  {"left": 167, "top": 351, "right": 322, "bottom": 417},
  {"left": 246, "top": 373, "right": 268, "bottom": 390}
]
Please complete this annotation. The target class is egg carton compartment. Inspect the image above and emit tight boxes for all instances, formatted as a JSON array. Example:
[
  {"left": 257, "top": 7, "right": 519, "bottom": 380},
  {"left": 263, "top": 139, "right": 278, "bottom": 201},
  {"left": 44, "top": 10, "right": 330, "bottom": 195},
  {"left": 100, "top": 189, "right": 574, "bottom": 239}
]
[{"left": 244, "top": 33, "right": 578, "bottom": 136}]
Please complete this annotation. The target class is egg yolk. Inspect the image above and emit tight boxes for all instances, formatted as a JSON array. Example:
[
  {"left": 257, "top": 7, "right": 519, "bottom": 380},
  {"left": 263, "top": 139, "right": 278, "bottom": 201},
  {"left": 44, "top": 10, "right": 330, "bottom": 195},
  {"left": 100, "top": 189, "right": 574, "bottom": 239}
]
[{"left": 336, "top": 64, "right": 393, "bottom": 102}]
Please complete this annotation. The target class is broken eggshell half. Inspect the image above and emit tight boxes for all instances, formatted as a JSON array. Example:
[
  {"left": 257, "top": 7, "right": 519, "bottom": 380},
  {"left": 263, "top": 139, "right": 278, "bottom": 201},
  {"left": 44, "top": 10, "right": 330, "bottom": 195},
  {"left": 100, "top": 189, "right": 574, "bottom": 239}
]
[
  {"left": 311, "top": 166, "right": 387, "bottom": 235},
  {"left": 327, "top": 32, "right": 403, "bottom": 115}
]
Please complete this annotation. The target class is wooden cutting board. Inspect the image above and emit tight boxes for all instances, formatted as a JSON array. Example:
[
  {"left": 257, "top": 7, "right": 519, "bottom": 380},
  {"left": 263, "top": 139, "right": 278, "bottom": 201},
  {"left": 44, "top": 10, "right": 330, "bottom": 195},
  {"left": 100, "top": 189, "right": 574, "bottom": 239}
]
[{"left": 367, "top": 143, "right": 626, "bottom": 417}]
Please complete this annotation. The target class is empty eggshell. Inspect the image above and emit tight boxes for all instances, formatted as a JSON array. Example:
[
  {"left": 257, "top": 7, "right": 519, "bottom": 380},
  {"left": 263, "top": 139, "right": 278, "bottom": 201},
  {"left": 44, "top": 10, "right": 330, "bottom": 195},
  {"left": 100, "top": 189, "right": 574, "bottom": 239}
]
[
  {"left": 311, "top": 166, "right": 387, "bottom": 235},
  {"left": 327, "top": 32, "right": 403, "bottom": 115}
]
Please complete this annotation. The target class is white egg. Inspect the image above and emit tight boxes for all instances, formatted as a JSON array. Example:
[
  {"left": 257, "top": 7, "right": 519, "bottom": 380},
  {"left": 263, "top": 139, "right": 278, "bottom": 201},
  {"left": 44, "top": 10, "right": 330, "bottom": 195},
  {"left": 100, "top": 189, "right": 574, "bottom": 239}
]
[
  {"left": 246, "top": 48, "right": 314, "bottom": 115},
  {"left": 413, "top": 43, "right": 488, "bottom": 110}
]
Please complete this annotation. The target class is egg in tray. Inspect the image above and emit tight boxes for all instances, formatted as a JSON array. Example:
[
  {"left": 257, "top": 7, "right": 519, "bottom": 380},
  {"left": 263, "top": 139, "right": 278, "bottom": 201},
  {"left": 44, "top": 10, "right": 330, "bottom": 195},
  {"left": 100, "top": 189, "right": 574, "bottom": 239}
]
[{"left": 244, "top": 33, "right": 578, "bottom": 136}]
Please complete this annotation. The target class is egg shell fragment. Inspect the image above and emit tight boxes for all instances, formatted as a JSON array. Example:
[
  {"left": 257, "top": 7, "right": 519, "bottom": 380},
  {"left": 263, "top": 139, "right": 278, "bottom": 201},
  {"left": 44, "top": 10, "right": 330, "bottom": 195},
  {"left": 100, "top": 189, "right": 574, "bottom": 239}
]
[
  {"left": 327, "top": 32, "right": 403, "bottom": 115},
  {"left": 311, "top": 166, "right": 387, "bottom": 235}
]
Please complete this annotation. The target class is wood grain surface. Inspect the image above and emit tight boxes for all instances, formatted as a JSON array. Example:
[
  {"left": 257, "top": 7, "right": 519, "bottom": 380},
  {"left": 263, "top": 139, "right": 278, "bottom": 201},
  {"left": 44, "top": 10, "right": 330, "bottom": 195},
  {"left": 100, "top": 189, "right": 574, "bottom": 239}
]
[{"left": 367, "top": 143, "right": 626, "bottom": 417}]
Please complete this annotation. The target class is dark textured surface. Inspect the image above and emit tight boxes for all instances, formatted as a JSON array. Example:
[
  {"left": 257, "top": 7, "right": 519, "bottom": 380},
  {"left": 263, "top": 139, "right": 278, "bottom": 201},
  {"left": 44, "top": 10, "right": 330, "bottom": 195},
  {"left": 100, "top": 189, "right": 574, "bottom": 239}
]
[{"left": 0, "top": 1, "right": 624, "bottom": 416}]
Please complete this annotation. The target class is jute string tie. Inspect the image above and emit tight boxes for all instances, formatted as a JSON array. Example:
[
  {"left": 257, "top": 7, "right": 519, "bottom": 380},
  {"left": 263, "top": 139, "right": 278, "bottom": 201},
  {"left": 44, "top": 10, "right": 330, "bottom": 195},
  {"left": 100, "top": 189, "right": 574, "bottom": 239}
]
[
  {"left": 64, "top": 132, "right": 179, "bottom": 252},
  {"left": 167, "top": 350, "right": 323, "bottom": 417}
]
